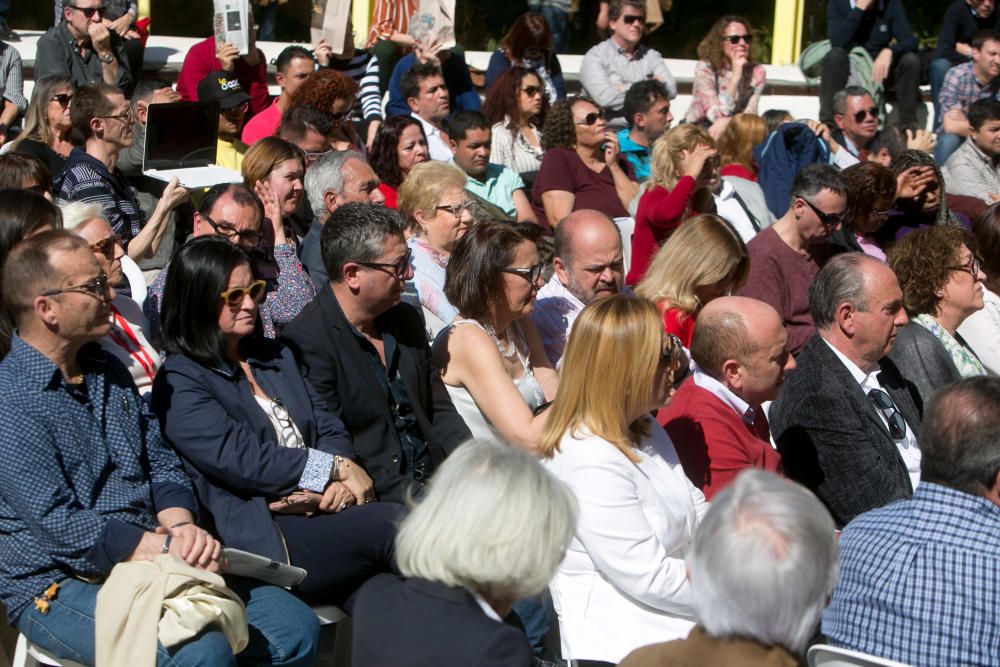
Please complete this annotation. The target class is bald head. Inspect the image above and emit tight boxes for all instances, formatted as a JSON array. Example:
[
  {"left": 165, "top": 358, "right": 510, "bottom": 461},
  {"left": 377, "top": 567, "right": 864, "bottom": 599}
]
[
  {"left": 692, "top": 297, "right": 794, "bottom": 405},
  {"left": 553, "top": 210, "right": 624, "bottom": 304}
]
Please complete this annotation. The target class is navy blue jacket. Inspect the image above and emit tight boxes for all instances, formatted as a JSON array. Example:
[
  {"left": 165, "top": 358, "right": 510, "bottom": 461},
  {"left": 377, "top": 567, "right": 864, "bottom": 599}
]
[
  {"left": 754, "top": 123, "right": 832, "bottom": 218},
  {"left": 151, "top": 338, "right": 355, "bottom": 563},
  {"left": 827, "top": 0, "right": 917, "bottom": 58},
  {"left": 484, "top": 50, "right": 566, "bottom": 100}
]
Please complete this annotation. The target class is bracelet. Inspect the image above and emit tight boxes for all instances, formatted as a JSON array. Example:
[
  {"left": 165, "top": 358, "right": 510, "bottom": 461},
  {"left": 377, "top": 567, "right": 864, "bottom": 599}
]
[
  {"left": 170, "top": 521, "right": 192, "bottom": 530},
  {"left": 162, "top": 534, "right": 172, "bottom": 554},
  {"left": 330, "top": 455, "right": 342, "bottom": 482}
]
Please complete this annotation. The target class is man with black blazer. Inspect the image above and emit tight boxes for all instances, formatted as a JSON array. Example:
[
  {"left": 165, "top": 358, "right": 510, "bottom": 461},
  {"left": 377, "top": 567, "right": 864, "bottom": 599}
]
[
  {"left": 770, "top": 253, "right": 923, "bottom": 527},
  {"left": 281, "top": 203, "right": 471, "bottom": 504}
]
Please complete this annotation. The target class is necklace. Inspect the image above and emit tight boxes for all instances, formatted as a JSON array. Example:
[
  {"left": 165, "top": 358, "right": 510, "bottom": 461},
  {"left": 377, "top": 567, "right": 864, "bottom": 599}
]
[{"left": 483, "top": 322, "right": 518, "bottom": 359}]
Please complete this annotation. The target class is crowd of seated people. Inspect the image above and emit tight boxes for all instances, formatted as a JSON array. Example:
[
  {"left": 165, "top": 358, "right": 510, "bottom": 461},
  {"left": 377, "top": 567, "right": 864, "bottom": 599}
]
[{"left": 2, "top": 0, "right": 1000, "bottom": 664}]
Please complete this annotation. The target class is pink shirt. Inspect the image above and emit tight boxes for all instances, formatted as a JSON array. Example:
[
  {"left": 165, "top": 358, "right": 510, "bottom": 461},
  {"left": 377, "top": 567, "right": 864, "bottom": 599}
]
[{"left": 241, "top": 99, "right": 282, "bottom": 145}]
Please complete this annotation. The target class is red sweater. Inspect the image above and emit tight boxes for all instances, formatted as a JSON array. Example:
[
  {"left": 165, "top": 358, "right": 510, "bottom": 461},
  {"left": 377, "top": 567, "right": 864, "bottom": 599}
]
[
  {"left": 659, "top": 377, "right": 782, "bottom": 500},
  {"left": 176, "top": 37, "right": 271, "bottom": 120},
  {"left": 627, "top": 177, "right": 697, "bottom": 285},
  {"left": 661, "top": 306, "right": 695, "bottom": 348}
]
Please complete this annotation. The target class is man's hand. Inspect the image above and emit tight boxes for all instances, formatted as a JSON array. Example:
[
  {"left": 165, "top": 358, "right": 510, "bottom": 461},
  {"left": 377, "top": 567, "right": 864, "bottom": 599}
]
[
  {"left": 150, "top": 87, "right": 182, "bottom": 105},
  {"left": 216, "top": 41, "right": 240, "bottom": 72},
  {"left": 805, "top": 118, "right": 844, "bottom": 154},
  {"left": 88, "top": 22, "right": 113, "bottom": 57},
  {"left": 872, "top": 48, "right": 893, "bottom": 85},
  {"left": 335, "top": 458, "right": 375, "bottom": 505},
  {"left": 165, "top": 524, "right": 223, "bottom": 571},
  {"left": 854, "top": 0, "right": 874, "bottom": 10},
  {"left": 413, "top": 38, "right": 443, "bottom": 65},
  {"left": 314, "top": 39, "right": 333, "bottom": 67},
  {"left": 905, "top": 128, "right": 936, "bottom": 154},
  {"left": 104, "top": 13, "right": 135, "bottom": 38}
]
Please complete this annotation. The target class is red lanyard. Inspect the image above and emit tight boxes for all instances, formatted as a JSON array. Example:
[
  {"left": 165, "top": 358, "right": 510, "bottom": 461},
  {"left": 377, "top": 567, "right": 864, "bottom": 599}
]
[{"left": 108, "top": 305, "right": 158, "bottom": 383}]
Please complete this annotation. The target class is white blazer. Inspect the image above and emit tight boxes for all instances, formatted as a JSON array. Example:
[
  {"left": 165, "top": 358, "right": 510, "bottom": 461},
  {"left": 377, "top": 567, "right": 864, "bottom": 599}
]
[{"left": 543, "top": 420, "right": 710, "bottom": 663}]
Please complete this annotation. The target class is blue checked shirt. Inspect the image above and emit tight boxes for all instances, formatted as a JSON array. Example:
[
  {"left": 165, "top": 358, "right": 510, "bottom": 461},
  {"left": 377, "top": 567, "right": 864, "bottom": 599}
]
[
  {"left": 936, "top": 62, "right": 998, "bottom": 133},
  {"left": 0, "top": 335, "right": 196, "bottom": 624},
  {"left": 822, "top": 482, "right": 1000, "bottom": 666}
]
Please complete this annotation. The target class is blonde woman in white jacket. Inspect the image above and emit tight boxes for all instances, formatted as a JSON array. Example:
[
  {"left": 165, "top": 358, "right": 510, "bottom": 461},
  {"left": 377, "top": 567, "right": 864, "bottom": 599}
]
[{"left": 540, "top": 294, "right": 708, "bottom": 664}]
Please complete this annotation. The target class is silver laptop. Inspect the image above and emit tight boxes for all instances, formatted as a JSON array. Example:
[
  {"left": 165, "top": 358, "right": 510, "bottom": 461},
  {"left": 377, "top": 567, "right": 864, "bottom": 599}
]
[{"left": 142, "top": 101, "right": 244, "bottom": 189}]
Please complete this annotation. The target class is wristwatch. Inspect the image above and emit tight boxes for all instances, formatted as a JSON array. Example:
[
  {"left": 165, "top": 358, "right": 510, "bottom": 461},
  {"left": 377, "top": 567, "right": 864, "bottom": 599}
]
[{"left": 100, "top": 52, "right": 114, "bottom": 64}]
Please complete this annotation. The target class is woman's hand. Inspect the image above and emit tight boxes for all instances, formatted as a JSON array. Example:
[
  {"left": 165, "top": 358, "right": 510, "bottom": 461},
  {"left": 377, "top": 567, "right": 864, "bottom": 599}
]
[
  {"left": 268, "top": 491, "right": 323, "bottom": 514},
  {"left": 680, "top": 144, "right": 717, "bottom": 180},
  {"left": 896, "top": 166, "right": 936, "bottom": 201},
  {"left": 254, "top": 179, "right": 288, "bottom": 245},
  {"left": 602, "top": 131, "right": 621, "bottom": 167},
  {"left": 216, "top": 41, "right": 240, "bottom": 72},
  {"left": 729, "top": 52, "right": 748, "bottom": 80},
  {"left": 336, "top": 458, "right": 376, "bottom": 505},
  {"left": 319, "top": 482, "right": 356, "bottom": 513}
]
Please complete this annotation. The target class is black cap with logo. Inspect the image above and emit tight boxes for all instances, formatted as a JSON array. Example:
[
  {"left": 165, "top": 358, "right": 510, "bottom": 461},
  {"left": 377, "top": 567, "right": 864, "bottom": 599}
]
[{"left": 196, "top": 70, "right": 251, "bottom": 110}]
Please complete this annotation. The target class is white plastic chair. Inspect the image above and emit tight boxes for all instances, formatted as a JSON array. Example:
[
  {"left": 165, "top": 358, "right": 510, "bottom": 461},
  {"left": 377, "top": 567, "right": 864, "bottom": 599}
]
[
  {"left": 613, "top": 216, "right": 635, "bottom": 276},
  {"left": 12, "top": 634, "right": 86, "bottom": 667},
  {"left": 808, "top": 644, "right": 912, "bottom": 667}
]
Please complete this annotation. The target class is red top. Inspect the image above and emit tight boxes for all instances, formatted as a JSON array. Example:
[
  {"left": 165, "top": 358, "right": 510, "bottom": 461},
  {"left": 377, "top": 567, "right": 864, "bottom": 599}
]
[
  {"left": 661, "top": 305, "right": 695, "bottom": 348},
  {"left": 659, "top": 377, "right": 782, "bottom": 500},
  {"left": 176, "top": 37, "right": 271, "bottom": 120},
  {"left": 626, "top": 177, "right": 697, "bottom": 286},
  {"left": 378, "top": 183, "right": 399, "bottom": 209},
  {"left": 720, "top": 163, "right": 756, "bottom": 181},
  {"left": 241, "top": 98, "right": 282, "bottom": 145}
]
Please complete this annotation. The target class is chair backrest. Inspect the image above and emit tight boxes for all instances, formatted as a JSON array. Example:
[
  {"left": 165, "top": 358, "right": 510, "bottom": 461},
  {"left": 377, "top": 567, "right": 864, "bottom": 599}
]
[
  {"left": 613, "top": 216, "right": 635, "bottom": 277},
  {"left": 808, "top": 644, "right": 912, "bottom": 667}
]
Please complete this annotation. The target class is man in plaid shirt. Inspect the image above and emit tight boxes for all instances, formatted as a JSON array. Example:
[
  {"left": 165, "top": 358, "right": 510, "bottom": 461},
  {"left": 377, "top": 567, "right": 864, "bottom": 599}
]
[
  {"left": 935, "top": 28, "right": 1000, "bottom": 163},
  {"left": 822, "top": 376, "right": 1000, "bottom": 667}
]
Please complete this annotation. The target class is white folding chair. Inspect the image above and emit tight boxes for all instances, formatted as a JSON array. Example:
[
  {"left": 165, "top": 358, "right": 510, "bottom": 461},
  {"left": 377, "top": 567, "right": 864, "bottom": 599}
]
[
  {"left": 808, "top": 644, "right": 912, "bottom": 667},
  {"left": 11, "top": 634, "right": 86, "bottom": 667}
]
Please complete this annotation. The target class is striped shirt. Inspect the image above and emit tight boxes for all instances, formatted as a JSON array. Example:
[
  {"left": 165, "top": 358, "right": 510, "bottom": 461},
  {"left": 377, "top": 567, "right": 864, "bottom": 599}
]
[
  {"left": 366, "top": 0, "right": 419, "bottom": 47},
  {"left": 823, "top": 482, "right": 1000, "bottom": 666},
  {"left": 55, "top": 147, "right": 146, "bottom": 246},
  {"left": 0, "top": 43, "right": 26, "bottom": 117},
  {"left": 490, "top": 119, "right": 544, "bottom": 176},
  {"left": 328, "top": 49, "right": 383, "bottom": 122}
]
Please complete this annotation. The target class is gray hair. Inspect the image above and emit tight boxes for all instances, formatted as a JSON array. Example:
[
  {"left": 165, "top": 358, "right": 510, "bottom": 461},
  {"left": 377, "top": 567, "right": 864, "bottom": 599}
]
[
  {"left": 320, "top": 202, "right": 407, "bottom": 283},
  {"left": 832, "top": 85, "right": 872, "bottom": 116},
  {"left": 304, "top": 150, "right": 364, "bottom": 222},
  {"left": 922, "top": 377, "right": 1000, "bottom": 496},
  {"left": 688, "top": 470, "right": 839, "bottom": 655},
  {"left": 809, "top": 252, "right": 874, "bottom": 330},
  {"left": 395, "top": 439, "right": 577, "bottom": 601},
  {"left": 58, "top": 200, "right": 106, "bottom": 232}
]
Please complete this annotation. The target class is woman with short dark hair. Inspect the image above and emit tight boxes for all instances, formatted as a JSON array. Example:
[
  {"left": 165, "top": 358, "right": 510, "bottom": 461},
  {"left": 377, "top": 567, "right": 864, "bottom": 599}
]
[
  {"left": 369, "top": 115, "right": 429, "bottom": 209},
  {"left": 431, "top": 220, "right": 557, "bottom": 450},
  {"left": 484, "top": 12, "right": 566, "bottom": 104},
  {"left": 151, "top": 236, "right": 399, "bottom": 609}
]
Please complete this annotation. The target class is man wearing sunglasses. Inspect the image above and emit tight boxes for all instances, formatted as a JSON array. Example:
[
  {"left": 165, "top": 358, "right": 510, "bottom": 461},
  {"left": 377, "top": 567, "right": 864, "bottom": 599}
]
[
  {"left": 36, "top": 0, "right": 131, "bottom": 90},
  {"left": 829, "top": 86, "right": 880, "bottom": 161},
  {"left": 820, "top": 0, "right": 920, "bottom": 129},
  {"left": 0, "top": 231, "right": 321, "bottom": 666},
  {"left": 740, "top": 165, "right": 845, "bottom": 356},
  {"left": 282, "top": 204, "right": 472, "bottom": 505},
  {"left": 580, "top": 0, "right": 677, "bottom": 129}
]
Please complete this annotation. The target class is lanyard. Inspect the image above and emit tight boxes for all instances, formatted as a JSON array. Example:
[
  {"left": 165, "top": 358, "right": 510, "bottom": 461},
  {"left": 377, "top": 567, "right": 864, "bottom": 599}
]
[{"left": 108, "top": 305, "right": 158, "bottom": 382}]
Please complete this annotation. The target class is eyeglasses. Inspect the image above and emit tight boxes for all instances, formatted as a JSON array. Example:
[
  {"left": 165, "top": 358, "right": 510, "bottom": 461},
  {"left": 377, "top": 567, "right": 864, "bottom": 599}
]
[
  {"left": 50, "top": 93, "right": 74, "bottom": 107},
  {"left": 356, "top": 248, "right": 412, "bottom": 279},
  {"left": 724, "top": 34, "right": 752, "bottom": 44},
  {"left": 501, "top": 261, "right": 545, "bottom": 284},
  {"left": 219, "top": 279, "right": 267, "bottom": 308},
  {"left": 946, "top": 255, "right": 983, "bottom": 279},
  {"left": 304, "top": 148, "right": 332, "bottom": 164},
  {"left": 270, "top": 398, "right": 305, "bottom": 449},
  {"left": 851, "top": 107, "right": 879, "bottom": 123},
  {"left": 66, "top": 4, "right": 106, "bottom": 18},
  {"left": 868, "top": 388, "right": 906, "bottom": 440},
  {"left": 89, "top": 234, "right": 122, "bottom": 260},
  {"left": 620, "top": 13, "right": 645, "bottom": 24},
  {"left": 201, "top": 214, "right": 263, "bottom": 246},
  {"left": 521, "top": 85, "right": 542, "bottom": 98},
  {"left": 873, "top": 207, "right": 892, "bottom": 219},
  {"left": 575, "top": 111, "right": 604, "bottom": 126},
  {"left": 436, "top": 200, "right": 477, "bottom": 218},
  {"left": 41, "top": 272, "right": 111, "bottom": 299},
  {"left": 661, "top": 333, "right": 684, "bottom": 369},
  {"left": 96, "top": 107, "right": 134, "bottom": 124},
  {"left": 798, "top": 197, "right": 844, "bottom": 228}
]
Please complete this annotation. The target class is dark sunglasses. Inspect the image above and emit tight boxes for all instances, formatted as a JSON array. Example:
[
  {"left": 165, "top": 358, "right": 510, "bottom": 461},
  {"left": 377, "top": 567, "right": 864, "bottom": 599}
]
[
  {"left": 575, "top": 111, "right": 604, "bottom": 126},
  {"left": 868, "top": 388, "right": 906, "bottom": 440},
  {"left": 89, "top": 234, "right": 122, "bottom": 260},
  {"left": 50, "top": 93, "right": 74, "bottom": 107},
  {"left": 852, "top": 107, "right": 878, "bottom": 123},
  {"left": 521, "top": 85, "right": 542, "bottom": 97},
  {"left": 356, "top": 248, "right": 413, "bottom": 279},
  {"left": 725, "top": 34, "right": 752, "bottom": 44},
  {"left": 501, "top": 262, "right": 545, "bottom": 284},
  {"left": 219, "top": 280, "right": 267, "bottom": 308},
  {"left": 41, "top": 272, "right": 110, "bottom": 299},
  {"left": 66, "top": 4, "right": 106, "bottom": 18},
  {"left": 798, "top": 197, "right": 844, "bottom": 228},
  {"left": 620, "top": 13, "right": 644, "bottom": 24}
]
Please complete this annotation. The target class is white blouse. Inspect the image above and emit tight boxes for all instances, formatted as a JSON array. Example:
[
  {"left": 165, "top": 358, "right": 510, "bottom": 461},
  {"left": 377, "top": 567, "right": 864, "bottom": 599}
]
[
  {"left": 543, "top": 420, "right": 709, "bottom": 663},
  {"left": 958, "top": 286, "right": 1000, "bottom": 375}
]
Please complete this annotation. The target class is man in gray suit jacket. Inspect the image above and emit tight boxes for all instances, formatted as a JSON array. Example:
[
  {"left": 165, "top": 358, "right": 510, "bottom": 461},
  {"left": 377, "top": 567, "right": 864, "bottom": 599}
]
[{"left": 770, "top": 253, "right": 923, "bottom": 527}]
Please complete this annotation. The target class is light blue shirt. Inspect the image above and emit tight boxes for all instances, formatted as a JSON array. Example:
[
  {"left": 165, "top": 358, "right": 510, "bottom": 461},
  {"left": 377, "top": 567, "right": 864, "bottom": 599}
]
[{"left": 463, "top": 163, "right": 526, "bottom": 218}]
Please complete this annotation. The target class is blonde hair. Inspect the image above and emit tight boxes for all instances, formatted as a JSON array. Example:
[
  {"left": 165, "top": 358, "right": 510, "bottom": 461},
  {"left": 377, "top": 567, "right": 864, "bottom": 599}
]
[
  {"left": 539, "top": 295, "right": 666, "bottom": 462},
  {"left": 717, "top": 113, "right": 767, "bottom": 174},
  {"left": 395, "top": 438, "right": 577, "bottom": 601},
  {"left": 397, "top": 161, "right": 468, "bottom": 233},
  {"left": 647, "top": 124, "right": 715, "bottom": 192},
  {"left": 636, "top": 214, "right": 749, "bottom": 317}
]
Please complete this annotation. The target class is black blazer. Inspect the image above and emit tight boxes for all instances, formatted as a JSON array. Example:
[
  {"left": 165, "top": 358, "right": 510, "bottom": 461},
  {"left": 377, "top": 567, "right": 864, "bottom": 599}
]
[
  {"left": 351, "top": 574, "right": 534, "bottom": 667},
  {"left": 280, "top": 286, "right": 471, "bottom": 504},
  {"left": 770, "top": 334, "right": 922, "bottom": 527}
]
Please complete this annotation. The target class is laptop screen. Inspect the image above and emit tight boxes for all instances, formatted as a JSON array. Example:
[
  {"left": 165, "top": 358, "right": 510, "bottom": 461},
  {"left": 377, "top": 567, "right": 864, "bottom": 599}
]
[{"left": 144, "top": 101, "right": 221, "bottom": 171}]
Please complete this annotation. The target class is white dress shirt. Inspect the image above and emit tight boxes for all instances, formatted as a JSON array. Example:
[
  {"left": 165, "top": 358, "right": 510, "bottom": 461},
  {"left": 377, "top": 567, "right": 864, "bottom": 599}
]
[
  {"left": 824, "top": 340, "right": 921, "bottom": 490},
  {"left": 413, "top": 113, "right": 454, "bottom": 162}
]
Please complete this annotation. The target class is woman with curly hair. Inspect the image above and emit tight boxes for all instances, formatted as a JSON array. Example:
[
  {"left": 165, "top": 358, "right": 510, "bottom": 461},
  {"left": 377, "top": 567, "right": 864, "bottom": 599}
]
[
  {"left": 287, "top": 69, "right": 361, "bottom": 153},
  {"left": 716, "top": 113, "right": 766, "bottom": 181},
  {"left": 684, "top": 15, "right": 766, "bottom": 138},
  {"left": 888, "top": 225, "right": 988, "bottom": 406},
  {"left": 484, "top": 12, "right": 566, "bottom": 104},
  {"left": 627, "top": 124, "right": 719, "bottom": 285},
  {"left": 530, "top": 97, "right": 638, "bottom": 232},
  {"left": 830, "top": 162, "right": 898, "bottom": 258},
  {"left": 482, "top": 66, "right": 548, "bottom": 180},
  {"left": 369, "top": 116, "right": 429, "bottom": 208}
]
